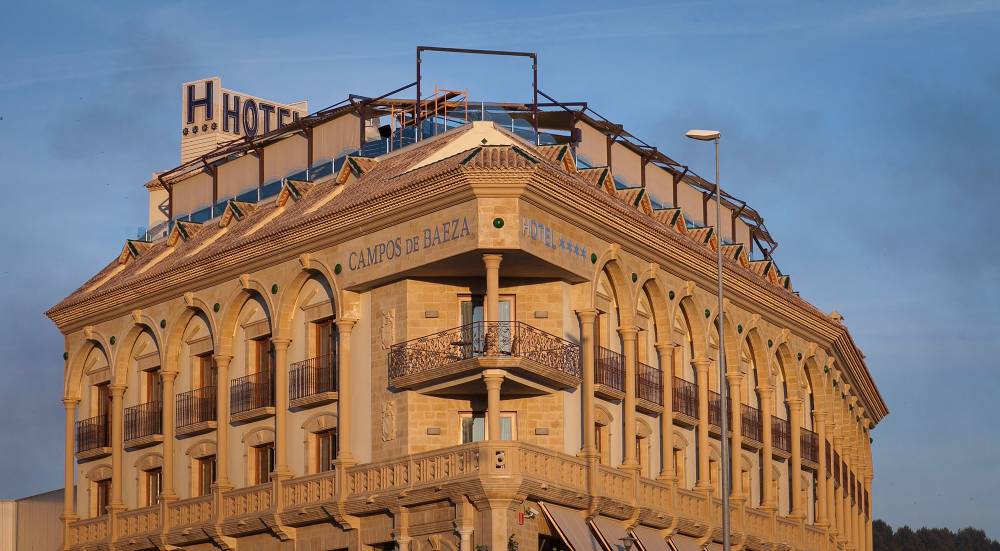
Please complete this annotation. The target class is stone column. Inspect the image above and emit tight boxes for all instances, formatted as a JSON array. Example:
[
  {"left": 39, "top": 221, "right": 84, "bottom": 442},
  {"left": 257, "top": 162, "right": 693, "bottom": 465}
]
[
  {"left": 827, "top": 421, "right": 838, "bottom": 538},
  {"left": 483, "top": 255, "right": 502, "bottom": 322},
  {"left": 727, "top": 372, "right": 743, "bottom": 500},
  {"left": 620, "top": 327, "right": 638, "bottom": 470},
  {"left": 336, "top": 318, "right": 357, "bottom": 463},
  {"left": 656, "top": 343, "right": 676, "bottom": 481},
  {"left": 213, "top": 354, "right": 233, "bottom": 489},
  {"left": 160, "top": 370, "right": 178, "bottom": 501},
  {"left": 271, "top": 337, "right": 292, "bottom": 478},
  {"left": 61, "top": 398, "right": 78, "bottom": 550},
  {"left": 834, "top": 436, "right": 846, "bottom": 544},
  {"left": 578, "top": 310, "right": 598, "bottom": 456},
  {"left": 694, "top": 358, "right": 712, "bottom": 490},
  {"left": 109, "top": 384, "right": 126, "bottom": 511},
  {"left": 759, "top": 385, "right": 775, "bottom": 511},
  {"left": 864, "top": 472, "right": 873, "bottom": 551},
  {"left": 814, "top": 412, "right": 829, "bottom": 527},
  {"left": 788, "top": 397, "right": 804, "bottom": 520},
  {"left": 484, "top": 370, "right": 505, "bottom": 441}
]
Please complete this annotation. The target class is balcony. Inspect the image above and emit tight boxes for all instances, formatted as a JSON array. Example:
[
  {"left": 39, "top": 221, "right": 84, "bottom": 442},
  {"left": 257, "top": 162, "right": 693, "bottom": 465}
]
[
  {"left": 672, "top": 377, "right": 698, "bottom": 423},
  {"left": 595, "top": 346, "right": 624, "bottom": 400},
  {"left": 75, "top": 415, "right": 110, "bottom": 460},
  {"left": 741, "top": 403, "right": 763, "bottom": 445},
  {"left": 176, "top": 386, "right": 216, "bottom": 437},
  {"left": 124, "top": 401, "right": 163, "bottom": 448},
  {"left": 388, "top": 322, "right": 580, "bottom": 395},
  {"left": 771, "top": 416, "right": 791, "bottom": 454},
  {"left": 230, "top": 370, "right": 275, "bottom": 423},
  {"left": 708, "top": 390, "right": 732, "bottom": 434},
  {"left": 636, "top": 361, "right": 663, "bottom": 414},
  {"left": 289, "top": 354, "right": 337, "bottom": 409},
  {"left": 801, "top": 427, "right": 819, "bottom": 465}
]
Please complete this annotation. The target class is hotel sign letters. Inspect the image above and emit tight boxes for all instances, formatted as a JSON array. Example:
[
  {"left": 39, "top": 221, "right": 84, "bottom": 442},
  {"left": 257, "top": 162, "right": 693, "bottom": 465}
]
[
  {"left": 348, "top": 217, "right": 474, "bottom": 271},
  {"left": 182, "top": 77, "right": 306, "bottom": 140}
]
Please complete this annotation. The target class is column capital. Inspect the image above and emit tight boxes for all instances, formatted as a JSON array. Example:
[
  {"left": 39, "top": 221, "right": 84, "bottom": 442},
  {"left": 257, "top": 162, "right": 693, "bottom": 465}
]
[
  {"left": 758, "top": 385, "right": 775, "bottom": 398},
  {"left": 336, "top": 317, "right": 358, "bottom": 332},
  {"left": 271, "top": 337, "right": 292, "bottom": 349},
  {"left": 575, "top": 308, "right": 598, "bottom": 322},
  {"left": 692, "top": 357, "right": 711, "bottom": 370},
  {"left": 654, "top": 341, "right": 678, "bottom": 353},
  {"left": 787, "top": 397, "right": 803, "bottom": 409},
  {"left": 62, "top": 397, "right": 80, "bottom": 408},
  {"left": 725, "top": 371, "right": 744, "bottom": 384},
  {"left": 482, "top": 254, "right": 503, "bottom": 268},
  {"left": 483, "top": 370, "right": 506, "bottom": 384},
  {"left": 109, "top": 384, "right": 127, "bottom": 396},
  {"left": 617, "top": 326, "right": 638, "bottom": 339},
  {"left": 213, "top": 353, "right": 234, "bottom": 363}
]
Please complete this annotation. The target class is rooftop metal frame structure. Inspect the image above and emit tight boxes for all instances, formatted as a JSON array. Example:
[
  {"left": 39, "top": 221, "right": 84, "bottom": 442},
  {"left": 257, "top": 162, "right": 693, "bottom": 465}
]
[{"left": 153, "top": 46, "right": 779, "bottom": 262}]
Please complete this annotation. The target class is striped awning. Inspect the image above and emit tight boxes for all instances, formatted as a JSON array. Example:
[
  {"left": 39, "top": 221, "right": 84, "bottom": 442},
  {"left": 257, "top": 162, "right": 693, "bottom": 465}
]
[
  {"left": 590, "top": 516, "right": 630, "bottom": 551},
  {"left": 632, "top": 526, "right": 671, "bottom": 551}
]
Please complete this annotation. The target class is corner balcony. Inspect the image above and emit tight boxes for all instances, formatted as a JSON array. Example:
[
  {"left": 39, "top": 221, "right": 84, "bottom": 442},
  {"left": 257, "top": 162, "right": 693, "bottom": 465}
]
[
  {"left": 388, "top": 321, "right": 580, "bottom": 395},
  {"left": 124, "top": 401, "right": 163, "bottom": 449},
  {"left": 176, "top": 386, "right": 217, "bottom": 437},
  {"left": 230, "top": 370, "right": 275, "bottom": 423},
  {"left": 289, "top": 354, "right": 338, "bottom": 409},
  {"left": 75, "top": 415, "right": 110, "bottom": 460}
]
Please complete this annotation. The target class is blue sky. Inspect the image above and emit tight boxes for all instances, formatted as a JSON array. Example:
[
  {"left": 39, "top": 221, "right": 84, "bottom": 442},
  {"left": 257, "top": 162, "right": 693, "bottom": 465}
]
[{"left": 1, "top": 0, "right": 998, "bottom": 536}]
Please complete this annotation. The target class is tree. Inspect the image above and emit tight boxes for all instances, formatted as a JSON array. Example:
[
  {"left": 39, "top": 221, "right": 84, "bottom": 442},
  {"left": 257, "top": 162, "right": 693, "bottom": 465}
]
[{"left": 873, "top": 520, "right": 1000, "bottom": 551}]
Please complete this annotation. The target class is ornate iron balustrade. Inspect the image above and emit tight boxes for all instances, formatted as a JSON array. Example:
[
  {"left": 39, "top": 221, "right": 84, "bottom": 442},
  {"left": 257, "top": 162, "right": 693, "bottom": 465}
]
[
  {"left": 636, "top": 361, "right": 663, "bottom": 405},
  {"left": 742, "top": 403, "right": 762, "bottom": 443},
  {"left": 176, "top": 386, "right": 216, "bottom": 428},
  {"left": 672, "top": 377, "right": 698, "bottom": 418},
  {"left": 230, "top": 370, "right": 274, "bottom": 415},
  {"left": 289, "top": 354, "right": 337, "bottom": 400},
  {"left": 801, "top": 427, "right": 819, "bottom": 463},
  {"left": 596, "top": 346, "right": 624, "bottom": 391},
  {"left": 124, "top": 401, "right": 162, "bottom": 442},
  {"left": 76, "top": 414, "right": 108, "bottom": 453},
  {"left": 388, "top": 321, "right": 580, "bottom": 380},
  {"left": 771, "top": 416, "right": 791, "bottom": 452}
]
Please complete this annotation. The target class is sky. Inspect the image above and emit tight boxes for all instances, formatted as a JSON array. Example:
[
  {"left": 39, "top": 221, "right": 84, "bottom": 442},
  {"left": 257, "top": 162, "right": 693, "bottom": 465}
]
[{"left": 1, "top": 0, "right": 998, "bottom": 537}]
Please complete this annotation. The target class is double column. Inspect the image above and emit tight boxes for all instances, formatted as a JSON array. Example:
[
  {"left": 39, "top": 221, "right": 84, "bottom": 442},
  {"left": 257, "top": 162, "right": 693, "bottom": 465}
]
[
  {"left": 788, "top": 397, "right": 804, "bottom": 520},
  {"left": 482, "top": 254, "right": 505, "bottom": 441},
  {"left": 62, "top": 398, "right": 78, "bottom": 550},
  {"left": 694, "top": 358, "right": 712, "bottom": 490}
]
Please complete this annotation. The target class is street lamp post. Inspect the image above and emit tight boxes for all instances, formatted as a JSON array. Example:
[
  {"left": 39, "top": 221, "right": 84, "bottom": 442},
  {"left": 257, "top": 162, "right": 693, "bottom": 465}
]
[{"left": 685, "top": 129, "right": 729, "bottom": 551}]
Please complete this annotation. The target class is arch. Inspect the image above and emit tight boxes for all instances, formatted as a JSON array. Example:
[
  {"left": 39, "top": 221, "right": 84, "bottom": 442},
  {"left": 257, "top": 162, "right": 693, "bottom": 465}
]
[
  {"left": 774, "top": 342, "right": 799, "bottom": 396},
  {"left": 113, "top": 321, "right": 162, "bottom": 387},
  {"left": 64, "top": 335, "right": 113, "bottom": 402},
  {"left": 635, "top": 269, "right": 671, "bottom": 346},
  {"left": 164, "top": 301, "right": 217, "bottom": 376},
  {"left": 274, "top": 259, "right": 343, "bottom": 341},
  {"left": 590, "top": 246, "right": 635, "bottom": 328},
  {"left": 594, "top": 404, "right": 613, "bottom": 427},
  {"left": 675, "top": 295, "right": 707, "bottom": 360},
  {"left": 218, "top": 277, "right": 275, "bottom": 357},
  {"left": 241, "top": 427, "right": 275, "bottom": 447},
  {"left": 84, "top": 463, "right": 112, "bottom": 482},
  {"left": 635, "top": 417, "right": 653, "bottom": 439},
  {"left": 185, "top": 439, "right": 217, "bottom": 459},
  {"left": 301, "top": 411, "right": 338, "bottom": 433},
  {"left": 133, "top": 452, "right": 163, "bottom": 471}
]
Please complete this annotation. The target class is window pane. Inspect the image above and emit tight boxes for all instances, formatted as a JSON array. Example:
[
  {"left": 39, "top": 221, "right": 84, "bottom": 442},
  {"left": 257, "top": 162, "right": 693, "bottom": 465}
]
[
  {"left": 472, "top": 415, "right": 485, "bottom": 442},
  {"left": 500, "top": 416, "right": 513, "bottom": 441}
]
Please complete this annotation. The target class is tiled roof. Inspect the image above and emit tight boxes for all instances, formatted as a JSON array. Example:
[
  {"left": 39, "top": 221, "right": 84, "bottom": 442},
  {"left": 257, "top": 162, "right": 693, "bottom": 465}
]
[
  {"left": 535, "top": 144, "right": 576, "bottom": 173},
  {"left": 651, "top": 207, "right": 687, "bottom": 234}
]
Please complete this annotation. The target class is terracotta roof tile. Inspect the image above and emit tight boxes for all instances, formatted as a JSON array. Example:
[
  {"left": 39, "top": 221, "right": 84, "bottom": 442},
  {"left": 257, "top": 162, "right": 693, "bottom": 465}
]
[{"left": 651, "top": 207, "right": 687, "bottom": 234}]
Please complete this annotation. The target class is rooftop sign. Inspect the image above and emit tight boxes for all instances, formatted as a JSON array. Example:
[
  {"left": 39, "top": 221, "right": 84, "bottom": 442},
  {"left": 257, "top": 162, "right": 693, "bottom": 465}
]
[{"left": 180, "top": 77, "right": 308, "bottom": 163}]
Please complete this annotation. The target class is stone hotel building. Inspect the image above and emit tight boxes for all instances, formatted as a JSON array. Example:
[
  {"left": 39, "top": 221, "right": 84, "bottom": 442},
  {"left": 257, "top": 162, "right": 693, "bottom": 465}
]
[{"left": 47, "top": 73, "right": 887, "bottom": 551}]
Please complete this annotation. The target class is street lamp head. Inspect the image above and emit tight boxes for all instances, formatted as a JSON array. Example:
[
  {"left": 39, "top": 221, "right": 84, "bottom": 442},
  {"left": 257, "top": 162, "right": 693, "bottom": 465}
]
[{"left": 685, "top": 129, "right": 721, "bottom": 141}]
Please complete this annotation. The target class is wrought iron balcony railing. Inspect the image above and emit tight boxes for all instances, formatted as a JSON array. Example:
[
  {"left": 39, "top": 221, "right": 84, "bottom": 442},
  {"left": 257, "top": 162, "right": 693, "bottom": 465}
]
[
  {"left": 176, "top": 386, "right": 216, "bottom": 428},
  {"left": 636, "top": 361, "right": 663, "bottom": 405},
  {"left": 596, "top": 346, "right": 624, "bottom": 392},
  {"left": 289, "top": 354, "right": 337, "bottom": 401},
  {"left": 76, "top": 414, "right": 109, "bottom": 453},
  {"left": 388, "top": 321, "right": 580, "bottom": 381},
  {"left": 230, "top": 370, "right": 275, "bottom": 415},
  {"left": 708, "top": 390, "right": 732, "bottom": 428},
  {"left": 772, "top": 416, "right": 791, "bottom": 452},
  {"left": 124, "top": 401, "right": 162, "bottom": 442},
  {"left": 672, "top": 377, "right": 698, "bottom": 418},
  {"left": 801, "top": 427, "right": 819, "bottom": 463},
  {"left": 742, "top": 403, "right": 763, "bottom": 443}
]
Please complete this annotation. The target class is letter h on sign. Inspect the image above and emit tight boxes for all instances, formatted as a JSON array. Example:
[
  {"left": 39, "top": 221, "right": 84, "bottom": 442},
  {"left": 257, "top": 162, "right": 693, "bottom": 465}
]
[
  {"left": 223, "top": 93, "right": 240, "bottom": 134},
  {"left": 187, "top": 81, "right": 214, "bottom": 124}
]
